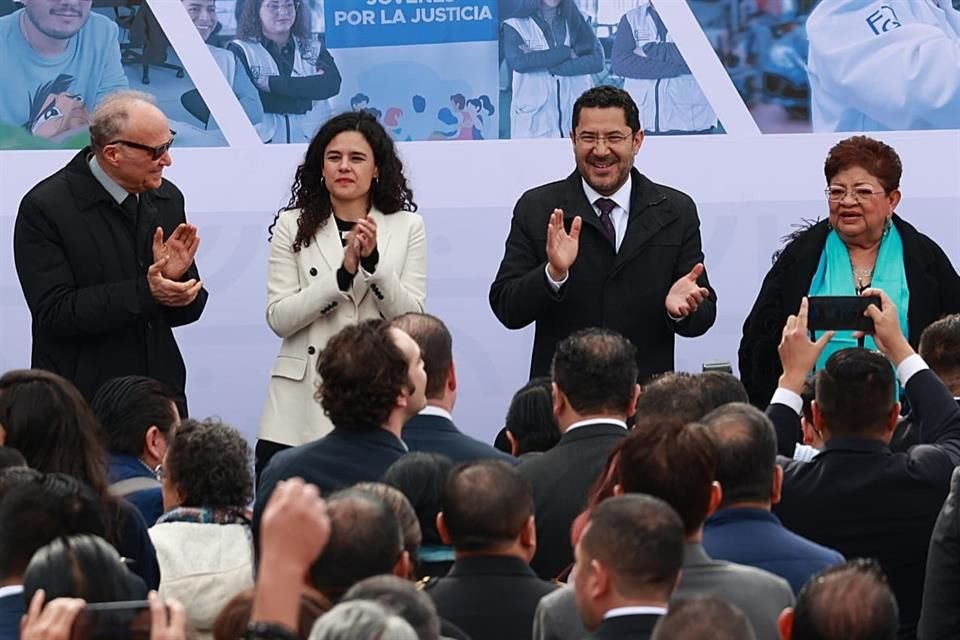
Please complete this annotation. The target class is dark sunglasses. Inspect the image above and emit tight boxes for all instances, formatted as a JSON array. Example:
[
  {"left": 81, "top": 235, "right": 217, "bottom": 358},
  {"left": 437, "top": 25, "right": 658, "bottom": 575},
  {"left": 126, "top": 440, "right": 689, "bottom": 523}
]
[{"left": 107, "top": 130, "right": 177, "bottom": 160}]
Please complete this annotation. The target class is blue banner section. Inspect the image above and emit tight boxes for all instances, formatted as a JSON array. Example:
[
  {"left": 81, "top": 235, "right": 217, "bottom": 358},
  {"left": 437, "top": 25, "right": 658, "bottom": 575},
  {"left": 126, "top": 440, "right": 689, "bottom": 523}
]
[{"left": 325, "top": 0, "right": 498, "bottom": 48}]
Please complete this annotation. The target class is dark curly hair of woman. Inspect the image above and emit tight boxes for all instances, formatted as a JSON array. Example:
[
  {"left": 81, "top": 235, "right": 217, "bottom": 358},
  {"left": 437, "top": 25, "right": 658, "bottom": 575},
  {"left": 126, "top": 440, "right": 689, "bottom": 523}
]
[
  {"left": 165, "top": 418, "right": 253, "bottom": 509},
  {"left": 317, "top": 320, "right": 412, "bottom": 429},
  {"left": 236, "top": 0, "right": 310, "bottom": 46},
  {"left": 271, "top": 111, "right": 418, "bottom": 252}
]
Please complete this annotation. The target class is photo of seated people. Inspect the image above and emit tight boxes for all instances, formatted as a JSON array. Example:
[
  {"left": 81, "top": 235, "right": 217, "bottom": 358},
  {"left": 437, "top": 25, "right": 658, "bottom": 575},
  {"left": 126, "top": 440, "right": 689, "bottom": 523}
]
[{"left": 0, "top": 0, "right": 257, "bottom": 149}]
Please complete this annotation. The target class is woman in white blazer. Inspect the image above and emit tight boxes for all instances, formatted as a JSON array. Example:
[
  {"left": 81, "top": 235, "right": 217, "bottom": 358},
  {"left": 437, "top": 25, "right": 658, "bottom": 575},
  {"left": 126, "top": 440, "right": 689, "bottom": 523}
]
[{"left": 257, "top": 111, "right": 427, "bottom": 472}]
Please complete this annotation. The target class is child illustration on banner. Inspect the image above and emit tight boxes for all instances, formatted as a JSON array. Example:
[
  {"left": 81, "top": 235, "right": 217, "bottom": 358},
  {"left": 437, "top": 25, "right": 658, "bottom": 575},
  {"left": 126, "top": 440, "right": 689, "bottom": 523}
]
[{"left": 501, "top": 0, "right": 603, "bottom": 138}]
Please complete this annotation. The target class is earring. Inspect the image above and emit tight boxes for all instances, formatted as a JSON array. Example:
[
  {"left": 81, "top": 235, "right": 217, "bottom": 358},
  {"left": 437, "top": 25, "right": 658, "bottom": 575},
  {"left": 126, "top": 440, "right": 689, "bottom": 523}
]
[{"left": 884, "top": 216, "right": 892, "bottom": 236}]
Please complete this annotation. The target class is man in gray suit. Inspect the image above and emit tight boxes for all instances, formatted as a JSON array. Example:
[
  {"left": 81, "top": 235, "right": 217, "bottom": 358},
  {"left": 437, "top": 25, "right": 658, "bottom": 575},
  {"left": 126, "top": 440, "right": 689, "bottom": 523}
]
[{"left": 533, "top": 418, "right": 794, "bottom": 640}]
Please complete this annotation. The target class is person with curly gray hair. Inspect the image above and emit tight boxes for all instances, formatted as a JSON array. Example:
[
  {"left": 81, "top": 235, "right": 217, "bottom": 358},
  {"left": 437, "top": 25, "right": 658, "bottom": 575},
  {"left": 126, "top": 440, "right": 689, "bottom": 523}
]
[
  {"left": 150, "top": 418, "right": 255, "bottom": 639},
  {"left": 308, "top": 601, "right": 417, "bottom": 640}
]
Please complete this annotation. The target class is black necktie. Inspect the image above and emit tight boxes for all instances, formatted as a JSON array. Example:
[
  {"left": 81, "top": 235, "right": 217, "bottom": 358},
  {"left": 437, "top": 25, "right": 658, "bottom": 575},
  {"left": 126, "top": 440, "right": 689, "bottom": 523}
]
[
  {"left": 594, "top": 198, "right": 617, "bottom": 247},
  {"left": 121, "top": 194, "right": 138, "bottom": 220}
]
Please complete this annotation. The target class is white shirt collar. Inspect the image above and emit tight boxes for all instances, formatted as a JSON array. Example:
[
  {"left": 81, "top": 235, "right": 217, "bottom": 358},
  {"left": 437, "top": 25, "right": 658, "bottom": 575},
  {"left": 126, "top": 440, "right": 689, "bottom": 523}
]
[
  {"left": 565, "top": 417, "right": 628, "bottom": 434},
  {"left": 88, "top": 154, "right": 133, "bottom": 205},
  {"left": 603, "top": 605, "right": 668, "bottom": 620},
  {"left": 418, "top": 405, "right": 453, "bottom": 421},
  {"left": 0, "top": 585, "right": 23, "bottom": 599},
  {"left": 581, "top": 174, "right": 633, "bottom": 216}
]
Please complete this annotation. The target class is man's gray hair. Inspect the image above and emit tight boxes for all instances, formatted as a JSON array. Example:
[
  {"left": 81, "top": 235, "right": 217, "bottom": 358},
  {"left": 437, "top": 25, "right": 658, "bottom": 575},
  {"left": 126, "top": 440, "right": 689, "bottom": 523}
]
[
  {"left": 308, "top": 601, "right": 418, "bottom": 640},
  {"left": 89, "top": 90, "right": 156, "bottom": 150}
]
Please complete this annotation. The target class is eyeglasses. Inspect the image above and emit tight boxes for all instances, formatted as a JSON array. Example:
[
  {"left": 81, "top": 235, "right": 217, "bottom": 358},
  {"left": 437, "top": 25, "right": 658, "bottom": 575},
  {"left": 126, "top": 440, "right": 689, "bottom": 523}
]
[
  {"left": 825, "top": 186, "right": 886, "bottom": 202},
  {"left": 264, "top": 0, "right": 299, "bottom": 14},
  {"left": 574, "top": 131, "right": 633, "bottom": 146},
  {"left": 107, "top": 130, "right": 177, "bottom": 161}
]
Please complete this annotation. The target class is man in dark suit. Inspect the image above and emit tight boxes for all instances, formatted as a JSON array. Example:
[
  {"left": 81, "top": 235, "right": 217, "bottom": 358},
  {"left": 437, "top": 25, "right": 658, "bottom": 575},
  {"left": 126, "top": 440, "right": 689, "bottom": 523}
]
[
  {"left": 650, "top": 597, "right": 757, "bottom": 640},
  {"left": 573, "top": 495, "right": 684, "bottom": 640},
  {"left": 425, "top": 460, "right": 556, "bottom": 639},
  {"left": 393, "top": 313, "right": 516, "bottom": 464},
  {"left": 489, "top": 85, "right": 716, "bottom": 380},
  {"left": 702, "top": 403, "right": 844, "bottom": 594},
  {"left": 254, "top": 320, "right": 428, "bottom": 538},
  {"left": 778, "top": 560, "right": 899, "bottom": 640},
  {"left": 14, "top": 91, "right": 206, "bottom": 412},
  {"left": 518, "top": 327, "right": 640, "bottom": 580},
  {"left": 919, "top": 467, "right": 960, "bottom": 639},
  {"left": 771, "top": 291, "right": 960, "bottom": 640}
]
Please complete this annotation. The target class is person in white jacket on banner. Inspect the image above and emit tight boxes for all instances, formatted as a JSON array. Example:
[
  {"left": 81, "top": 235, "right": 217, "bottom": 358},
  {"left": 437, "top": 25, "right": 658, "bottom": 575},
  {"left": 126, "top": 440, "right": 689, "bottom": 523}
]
[
  {"left": 502, "top": 0, "right": 603, "bottom": 138},
  {"left": 806, "top": 0, "right": 960, "bottom": 132},
  {"left": 611, "top": 1, "right": 718, "bottom": 134}
]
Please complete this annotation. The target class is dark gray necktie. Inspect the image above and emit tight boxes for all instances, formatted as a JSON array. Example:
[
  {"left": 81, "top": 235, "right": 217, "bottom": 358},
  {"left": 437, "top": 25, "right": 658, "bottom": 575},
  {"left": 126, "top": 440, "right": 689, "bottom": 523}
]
[
  {"left": 121, "top": 193, "right": 138, "bottom": 220},
  {"left": 594, "top": 198, "right": 617, "bottom": 247}
]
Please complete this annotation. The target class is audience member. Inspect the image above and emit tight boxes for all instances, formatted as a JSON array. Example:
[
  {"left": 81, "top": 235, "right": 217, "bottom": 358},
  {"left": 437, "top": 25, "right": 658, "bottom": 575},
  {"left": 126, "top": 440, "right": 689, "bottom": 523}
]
[
  {"left": 919, "top": 467, "right": 960, "bottom": 639},
  {"left": 519, "top": 328, "right": 640, "bottom": 579},
  {"left": 0, "top": 472, "right": 107, "bottom": 640},
  {"left": 255, "top": 320, "right": 427, "bottom": 535},
  {"left": 697, "top": 371, "right": 749, "bottom": 410},
  {"left": 353, "top": 483, "right": 422, "bottom": 579},
  {"left": 383, "top": 453, "right": 456, "bottom": 578},
  {"left": 534, "top": 418, "right": 793, "bottom": 640},
  {"left": 779, "top": 559, "right": 898, "bottom": 640},
  {"left": 501, "top": 377, "right": 561, "bottom": 459},
  {"left": 308, "top": 600, "right": 417, "bottom": 640},
  {"left": 309, "top": 489, "right": 408, "bottom": 602},
  {"left": 342, "top": 576, "right": 441, "bottom": 640},
  {"left": 771, "top": 292, "right": 960, "bottom": 638},
  {"left": 574, "top": 495, "right": 685, "bottom": 639},
  {"left": 213, "top": 588, "right": 330, "bottom": 640},
  {"left": 651, "top": 597, "right": 756, "bottom": 640},
  {"left": 426, "top": 460, "right": 556, "bottom": 639},
  {"left": 23, "top": 534, "right": 147, "bottom": 603},
  {"left": 92, "top": 375, "right": 181, "bottom": 525},
  {"left": 393, "top": 313, "right": 515, "bottom": 464},
  {"left": 702, "top": 403, "right": 844, "bottom": 593},
  {"left": 19, "top": 590, "right": 186, "bottom": 640},
  {"left": 0, "top": 369, "right": 160, "bottom": 589},
  {"left": 633, "top": 372, "right": 706, "bottom": 422},
  {"left": 150, "top": 418, "right": 255, "bottom": 639}
]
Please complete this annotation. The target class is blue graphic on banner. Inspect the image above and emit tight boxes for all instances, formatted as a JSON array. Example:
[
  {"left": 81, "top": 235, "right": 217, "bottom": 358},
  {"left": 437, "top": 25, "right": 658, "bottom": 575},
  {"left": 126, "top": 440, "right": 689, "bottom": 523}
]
[{"left": 326, "top": 0, "right": 498, "bottom": 48}]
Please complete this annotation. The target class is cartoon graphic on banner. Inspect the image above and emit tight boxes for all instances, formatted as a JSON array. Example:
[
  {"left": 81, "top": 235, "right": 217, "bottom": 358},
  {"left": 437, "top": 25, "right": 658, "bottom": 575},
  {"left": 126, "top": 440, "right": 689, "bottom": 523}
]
[
  {"left": 325, "top": 0, "right": 499, "bottom": 141},
  {"left": 0, "top": 0, "right": 227, "bottom": 149}
]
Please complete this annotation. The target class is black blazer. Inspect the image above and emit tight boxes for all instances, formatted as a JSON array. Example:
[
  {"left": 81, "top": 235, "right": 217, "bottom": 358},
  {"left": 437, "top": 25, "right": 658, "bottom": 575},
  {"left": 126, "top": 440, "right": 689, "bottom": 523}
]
[
  {"left": 402, "top": 413, "right": 517, "bottom": 465},
  {"left": 772, "top": 370, "right": 960, "bottom": 640},
  {"left": 425, "top": 555, "right": 557, "bottom": 640},
  {"left": 489, "top": 169, "right": 716, "bottom": 379},
  {"left": 587, "top": 613, "right": 661, "bottom": 640},
  {"left": 253, "top": 426, "right": 407, "bottom": 541},
  {"left": 739, "top": 215, "right": 960, "bottom": 407},
  {"left": 13, "top": 149, "right": 207, "bottom": 409},
  {"left": 918, "top": 467, "right": 960, "bottom": 640},
  {"left": 518, "top": 422, "right": 627, "bottom": 579}
]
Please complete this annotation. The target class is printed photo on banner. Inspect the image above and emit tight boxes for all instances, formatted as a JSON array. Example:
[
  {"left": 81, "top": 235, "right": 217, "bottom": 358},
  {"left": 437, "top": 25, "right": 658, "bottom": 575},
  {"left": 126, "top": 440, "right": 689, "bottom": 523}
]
[
  {"left": 499, "top": 0, "right": 721, "bottom": 139},
  {"left": 0, "top": 0, "right": 228, "bottom": 150},
  {"left": 688, "top": 0, "right": 960, "bottom": 133},
  {"left": 325, "top": 0, "right": 499, "bottom": 141}
]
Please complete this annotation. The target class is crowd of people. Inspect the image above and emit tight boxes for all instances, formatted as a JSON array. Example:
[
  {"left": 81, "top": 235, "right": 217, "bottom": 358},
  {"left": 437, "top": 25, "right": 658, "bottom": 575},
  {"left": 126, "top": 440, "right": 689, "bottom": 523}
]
[{"left": 4, "top": 63, "right": 960, "bottom": 640}]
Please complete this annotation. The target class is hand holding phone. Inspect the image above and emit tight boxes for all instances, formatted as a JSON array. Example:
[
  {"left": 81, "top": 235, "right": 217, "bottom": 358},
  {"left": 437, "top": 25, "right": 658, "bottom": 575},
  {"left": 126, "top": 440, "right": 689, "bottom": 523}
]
[{"left": 807, "top": 295, "right": 881, "bottom": 332}]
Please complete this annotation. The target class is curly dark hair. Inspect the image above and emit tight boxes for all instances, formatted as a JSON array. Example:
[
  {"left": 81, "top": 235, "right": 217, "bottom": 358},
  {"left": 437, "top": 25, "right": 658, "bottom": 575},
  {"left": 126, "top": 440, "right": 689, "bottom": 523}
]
[
  {"left": 236, "top": 0, "right": 310, "bottom": 46},
  {"left": 165, "top": 418, "right": 253, "bottom": 509},
  {"left": 824, "top": 135, "right": 902, "bottom": 193},
  {"left": 317, "top": 320, "right": 412, "bottom": 429},
  {"left": 272, "top": 111, "right": 417, "bottom": 252}
]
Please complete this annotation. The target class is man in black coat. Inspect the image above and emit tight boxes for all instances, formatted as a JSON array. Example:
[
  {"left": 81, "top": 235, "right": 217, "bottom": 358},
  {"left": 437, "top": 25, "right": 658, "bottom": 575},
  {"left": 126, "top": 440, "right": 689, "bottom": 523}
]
[
  {"left": 518, "top": 327, "right": 640, "bottom": 580},
  {"left": 13, "top": 91, "right": 206, "bottom": 411},
  {"left": 573, "top": 495, "right": 684, "bottom": 640},
  {"left": 425, "top": 460, "right": 556, "bottom": 640},
  {"left": 393, "top": 313, "right": 516, "bottom": 465},
  {"left": 771, "top": 291, "right": 960, "bottom": 640},
  {"left": 254, "top": 319, "right": 428, "bottom": 542},
  {"left": 489, "top": 85, "right": 716, "bottom": 380}
]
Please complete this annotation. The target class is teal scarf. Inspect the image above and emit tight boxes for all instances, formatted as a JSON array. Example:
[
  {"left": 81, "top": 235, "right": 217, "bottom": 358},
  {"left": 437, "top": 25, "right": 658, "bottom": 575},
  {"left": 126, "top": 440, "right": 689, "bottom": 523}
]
[{"left": 808, "top": 225, "right": 909, "bottom": 372}]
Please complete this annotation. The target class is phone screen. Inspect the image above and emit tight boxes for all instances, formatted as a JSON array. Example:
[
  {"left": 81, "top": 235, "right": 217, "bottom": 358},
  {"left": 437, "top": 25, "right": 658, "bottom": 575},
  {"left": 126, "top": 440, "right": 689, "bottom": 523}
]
[
  {"left": 807, "top": 296, "right": 880, "bottom": 332},
  {"left": 70, "top": 601, "right": 152, "bottom": 640}
]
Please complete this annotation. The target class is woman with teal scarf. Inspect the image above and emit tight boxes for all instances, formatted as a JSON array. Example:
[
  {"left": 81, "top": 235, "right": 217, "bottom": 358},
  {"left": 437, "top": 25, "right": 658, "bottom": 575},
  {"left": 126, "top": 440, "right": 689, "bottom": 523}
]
[{"left": 740, "top": 136, "right": 960, "bottom": 407}]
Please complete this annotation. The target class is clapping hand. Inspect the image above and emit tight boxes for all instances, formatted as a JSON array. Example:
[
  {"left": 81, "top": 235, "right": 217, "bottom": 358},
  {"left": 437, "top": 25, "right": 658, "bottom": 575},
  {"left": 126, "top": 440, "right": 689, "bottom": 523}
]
[
  {"left": 665, "top": 263, "right": 710, "bottom": 318},
  {"left": 152, "top": 225, "right": 199, "bottom": 281},
  {"left": 148, "top": 257, "right": 202, "bottom": 307},
  {"left": 546, "top": 209, "right": 581, "bottom": 282},
  {"left": 353, "top": 215, "right": 378, "bottom": 259}
]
